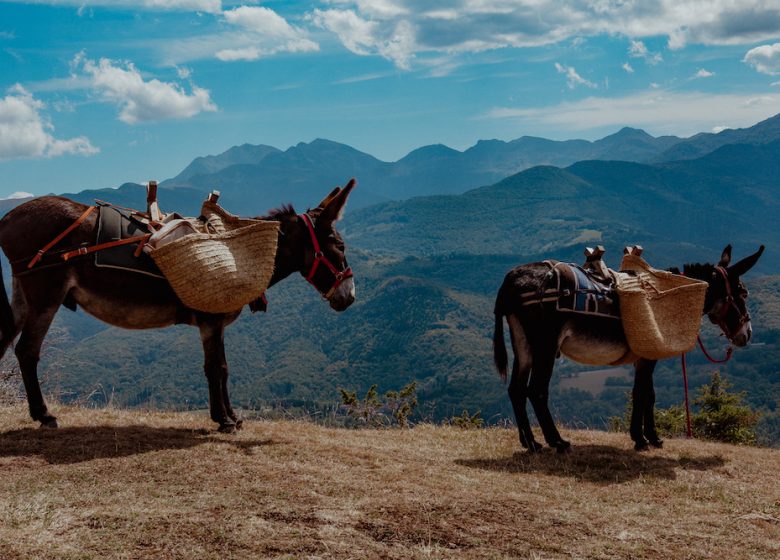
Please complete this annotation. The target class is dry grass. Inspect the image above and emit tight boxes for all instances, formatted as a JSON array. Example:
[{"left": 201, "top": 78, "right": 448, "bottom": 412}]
[{"left": 0, "top": 405, "right": 777, "bottom": 559}]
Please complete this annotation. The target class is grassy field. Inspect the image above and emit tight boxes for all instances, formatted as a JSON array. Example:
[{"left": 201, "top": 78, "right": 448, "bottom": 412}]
[{"left": 0, "top": 405, "right": 777, "bottom": 559}]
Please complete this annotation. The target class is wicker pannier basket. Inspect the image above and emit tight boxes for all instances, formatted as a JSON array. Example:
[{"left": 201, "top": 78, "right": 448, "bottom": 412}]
[
  {"left": 617, "top": 254, "right": 708, "bottom": 360},
  {"left": 150, "top": 219, "right": 279, "bottom": 314}
]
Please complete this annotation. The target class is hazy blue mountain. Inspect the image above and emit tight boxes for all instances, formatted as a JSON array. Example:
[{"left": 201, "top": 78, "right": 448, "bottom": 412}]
[
  {"left": 161, "top": 127, "right": 686, "bottom": 205},
  {"left": 656, "top": 113, "right": 780, "bottom": 162},
  {"left": 164, "top": 138, "right": 392, "bottom": 212},
  {"left": 164, "top": 143, "right": 280, "bottom": 184},
  {"left": 344, "top": 142, "right": 779, "bottom": 271}
]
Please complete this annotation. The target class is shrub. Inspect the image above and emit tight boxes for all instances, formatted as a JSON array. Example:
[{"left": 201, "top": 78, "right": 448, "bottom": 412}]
[
  {"left": 450, "top": 409, "right": 484, "bottom": 429},
  {"left": 692, "top": 371, "right": 760, "bottom": 445},
  {"left": 338, "top": 382, "right": 418, "bottom": 428}
]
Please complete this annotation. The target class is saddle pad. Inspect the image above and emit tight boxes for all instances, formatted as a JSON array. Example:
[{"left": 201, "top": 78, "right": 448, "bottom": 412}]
[
  {"left": 95, "top": 206, "right": 165, "bottom": 279},
  {"left": 556, "top": 263, "right": 620, "bottom": 319}
]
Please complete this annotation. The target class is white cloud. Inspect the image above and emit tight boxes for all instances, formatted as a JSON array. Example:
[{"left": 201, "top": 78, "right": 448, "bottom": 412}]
[
  {"left": 0, "top": 85, "right": 98, "bottom": 161},
  {"left": 215, "top": 6, "right": 318, "bottom": 62},
  {"left": 74, "top": 54, "right": 217, "bottom": 123},
  {"left": 312, "top": 1, "right": 780, "bottom": 69},
  {"left": 712, "top": 125, "right": 729, "bottom": 133},
  {"left": 1, "top": 191, "right": 34, "bottom": 200},
  {"left": 628, "top": 40, "right": 663, "bottom": 65},
  {"left": 744, "top": 43, "right": 780, "bottom": 75},
  {"left": 622, "top": 62, "right": 634, "bottom": 73},
  {"left": 482, "top": 90, "right": 780, "bottom": 137},
  {"left": 14, "top": 1, "right": 221, "bottom": 13},
  {"left": 215, "top": 47, "right": 262, "bottom": 62},
  {"left": 310, "top": 8, "right": 414, "bottom": 69},
  {"left": 554, "top": 62, "right": 596, "bottom": 89},
  {"left": 692, "top": 68, "right": 715, "bottom": 79}
]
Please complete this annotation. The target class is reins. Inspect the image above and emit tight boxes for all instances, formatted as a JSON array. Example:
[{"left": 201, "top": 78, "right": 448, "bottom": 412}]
[{"left": 679, "top": 266, "right": 738, "bottom": 438}]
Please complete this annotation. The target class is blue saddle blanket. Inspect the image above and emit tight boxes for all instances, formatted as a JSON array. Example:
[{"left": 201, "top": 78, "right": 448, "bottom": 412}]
[{"left": 555, "top": 263, "right": 620, "bottom": 319}]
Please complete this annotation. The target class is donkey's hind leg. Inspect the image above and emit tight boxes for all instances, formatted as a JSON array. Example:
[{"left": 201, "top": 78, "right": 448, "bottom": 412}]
[
  {"left": 528, "top": 346, "right": 571, "bottom": 453},
  {"left": 0, "top": 279, "right": 25, "bottom": 361},
  {"left": 506, "top": 315, "right": 542, "bottom": 452},
  {"left": 16, "top": 304, "right": 61, "bottom": 428}
]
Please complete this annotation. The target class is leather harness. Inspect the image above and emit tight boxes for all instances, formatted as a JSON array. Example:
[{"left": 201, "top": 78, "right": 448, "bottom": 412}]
[{"left": 26, "top": 205, "right": 153, "bottom": 270}]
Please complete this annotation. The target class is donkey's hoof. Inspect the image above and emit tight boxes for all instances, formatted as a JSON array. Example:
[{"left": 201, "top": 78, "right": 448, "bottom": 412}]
[
  {"left": 649, "top": 438, "right": 664, "bottom": 449},
  {"left": 39, "top": 417, "right": 58, "bottom": 429},
  {"left": 634, "top": 441, "right": 650, "bottom": 452},
  {"left": 555, "top": 441, "right": 572, "bottom": 454},
  {"left": 234, "top": 418, "right": 244, "bottom": 430},
  {"left": 524, "top": 440, "right": 544, "bottom": 453},
  {"left": 217, "top": 422, "right": 237, "bottom": 434}
]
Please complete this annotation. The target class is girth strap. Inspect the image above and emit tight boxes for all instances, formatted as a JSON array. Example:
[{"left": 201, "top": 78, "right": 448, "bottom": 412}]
[{"left": 27, "top": 205, "right": 97, "bottom": 269}]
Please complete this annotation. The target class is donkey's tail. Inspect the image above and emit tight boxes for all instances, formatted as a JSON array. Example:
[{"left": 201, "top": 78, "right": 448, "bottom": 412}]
[
  {"left": 493, "top": 310, "right": 508, "bottom": 381},
  {"left": 0, "top": 258, "right": 15, "bottom": 353},
  {"left": 493, "top": 279, "right": 510, "bottom": 381}
]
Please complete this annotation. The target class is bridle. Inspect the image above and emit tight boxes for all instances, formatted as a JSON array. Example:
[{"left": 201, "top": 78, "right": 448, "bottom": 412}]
[
  {"left": 708, "top": 265, "right": 750, "bottom": 342},
  {"left": 299, "top": 213, "right": 353, "bottom": 300}
]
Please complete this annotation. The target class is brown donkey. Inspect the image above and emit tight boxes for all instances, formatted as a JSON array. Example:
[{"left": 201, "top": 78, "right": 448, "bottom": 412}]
[{"left": 0, "top": 180, "right": 358, "bottom": 432}]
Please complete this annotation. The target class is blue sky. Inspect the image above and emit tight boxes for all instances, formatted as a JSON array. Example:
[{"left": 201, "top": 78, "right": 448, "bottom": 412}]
[{"left": 1, "top": 0, "right": 780, "bottom": 198}]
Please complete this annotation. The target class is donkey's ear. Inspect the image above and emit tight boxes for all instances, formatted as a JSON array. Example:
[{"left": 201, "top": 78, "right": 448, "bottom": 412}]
[
  {"left": 718, "top": 244, "right": 732, "bottom": 267},
  {"left": 320, "top": 178, "right": 356, "bottom": 223},
  {"left": 317, "top": 186, "right": 341, "bottom": 210},
  {"left": 730, "top": 245, "right": 765, "bottom": 277}
]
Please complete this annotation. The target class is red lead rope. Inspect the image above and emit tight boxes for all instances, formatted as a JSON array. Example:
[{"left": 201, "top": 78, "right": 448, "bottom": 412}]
[{"left": 680, "top": 335, "right": 733, "bottom": 438}]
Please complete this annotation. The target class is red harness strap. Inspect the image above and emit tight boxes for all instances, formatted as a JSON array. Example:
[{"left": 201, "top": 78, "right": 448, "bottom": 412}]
[
  {"left": 299, "top": 213, "right": 353, "bottom": 299},
  {"left": 27, "top": 205, "right": 97, "bottom": 269},
  {"left": 60, "top": 234, "right": 151, "bottom": 262}
]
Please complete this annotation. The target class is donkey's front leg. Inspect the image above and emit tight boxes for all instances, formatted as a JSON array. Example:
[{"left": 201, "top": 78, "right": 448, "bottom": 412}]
[
  {"left": 198, "top": 317, "right": 235, "bottom": 433},
  {"left": 218, "top": 341, "right": 242, "bottom": 430},
  {"left": 631, "top": 359, "right": 662, "bottom": 450}
]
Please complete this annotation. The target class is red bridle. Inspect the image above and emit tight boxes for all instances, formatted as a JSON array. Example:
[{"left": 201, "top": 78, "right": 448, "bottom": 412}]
[
  {"left": 710, "top": 266, "right": 750, "bottom": 342},
  {"left": 299, "top": 213, "right": 353, "bottom": 300}
]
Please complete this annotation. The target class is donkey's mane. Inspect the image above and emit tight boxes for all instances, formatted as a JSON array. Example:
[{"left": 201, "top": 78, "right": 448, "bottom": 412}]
[
  {"left": 677, "top": 262, "right": 714, "bottom": 280},
  {"left": 259, "top": 204, "right": 297, "bottom": 221}
]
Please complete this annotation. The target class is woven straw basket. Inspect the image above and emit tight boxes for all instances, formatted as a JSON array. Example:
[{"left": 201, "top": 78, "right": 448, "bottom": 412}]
[
  {"left": 150, "top": 219, "right": 279, "bottom": 314},
  {"left": 200, "top": 200, "right": 258, "bottom": 233},
  {"left": 617, "top": 254, "right": 708, "bottom": 360}
]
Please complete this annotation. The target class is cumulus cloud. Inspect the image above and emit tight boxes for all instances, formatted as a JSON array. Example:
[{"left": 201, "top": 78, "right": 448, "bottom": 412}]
[
  {"left": 744, "top": 43, "right": 780, "bottom": 75},
  {"left": 212, "top": 6, "right": 318, "bottom": 61},
  {"left": 555, "top": 63, "right": 596, "bottom": 89},
  {"left": 0, "top": 85, "right": 98, "bottom": 161},
  {"left": 483, "top": 90, "right": 780, "bottom": 137},
  {"left": 74, "top": 54, "right": 217, "bottom": 123},
  {"left": 622, "top": 62, "right": 634, "bottom": 73},
  {"left": 692, "top": 68, "right": 715, "bottom": 79},
  {"left": 310, "top": 1, "right": 780, "bottom": 69},
  {"left": 310, "top": 8, "right": 414, "bottom": 69}
]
